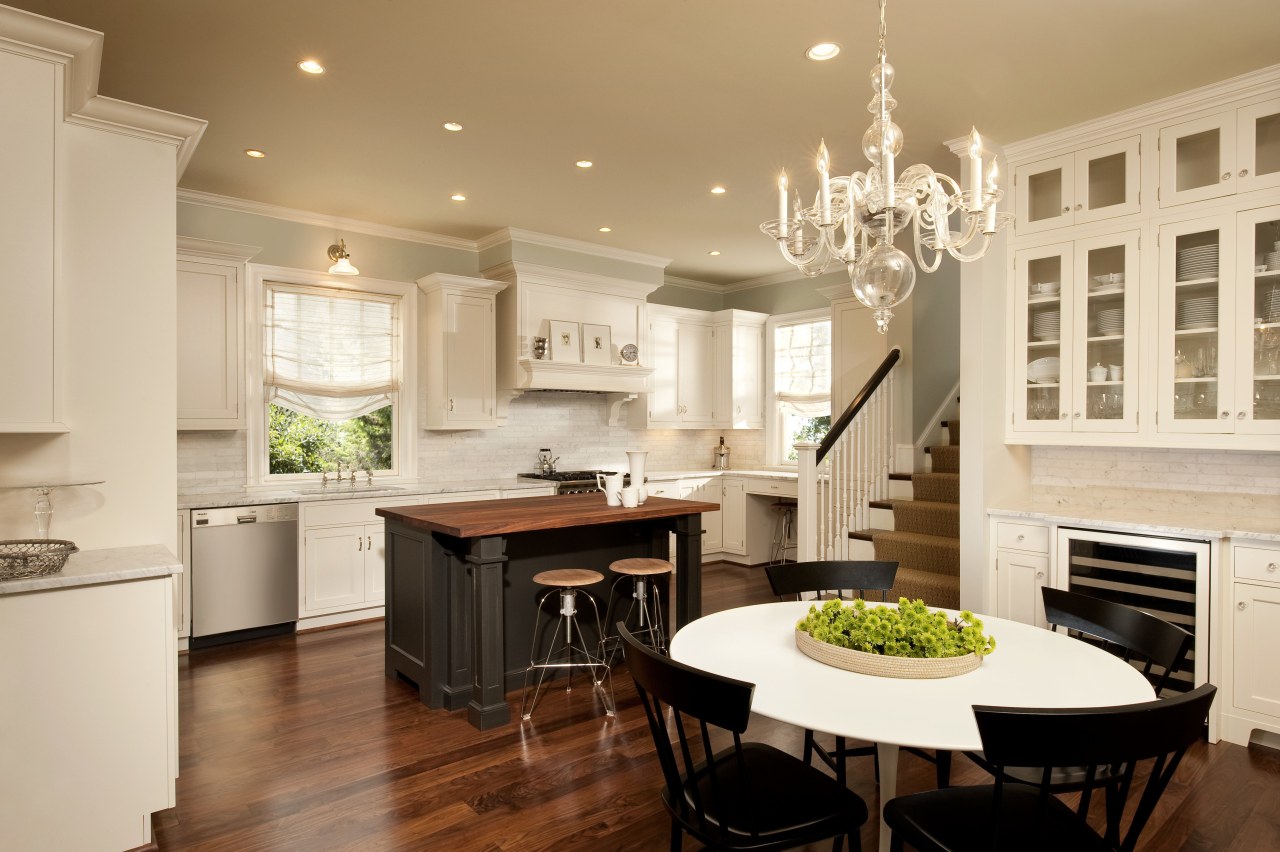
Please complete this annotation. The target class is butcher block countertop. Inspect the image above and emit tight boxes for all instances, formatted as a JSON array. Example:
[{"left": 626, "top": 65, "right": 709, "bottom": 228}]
[{"left": 376, "top": 492, "right": 719, "bottom": 538}]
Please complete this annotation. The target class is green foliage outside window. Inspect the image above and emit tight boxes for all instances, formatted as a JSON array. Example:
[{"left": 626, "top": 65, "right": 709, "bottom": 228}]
[
  {"left": 268, "top": 404, "right": 393, "bottom": 474},
  {"left": 785, "top": 415, "right": 832, "bottom": 461}
]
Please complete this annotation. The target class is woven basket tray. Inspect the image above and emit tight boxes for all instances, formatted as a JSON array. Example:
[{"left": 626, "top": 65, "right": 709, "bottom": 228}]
[
  {"left": 0, "top": 539, "right": 78, "bottom": 581},
  {"left": 795, "top": 629, "right": 982, "bottom": 679}
]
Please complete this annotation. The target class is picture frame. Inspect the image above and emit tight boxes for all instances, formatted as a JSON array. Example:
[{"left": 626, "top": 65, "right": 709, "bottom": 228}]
[
  {"left": 581, "top": 323, "right": 612, "bottom": 365},
  {"left": 548, "top": 320, "right": 581, "bottom": 363}
]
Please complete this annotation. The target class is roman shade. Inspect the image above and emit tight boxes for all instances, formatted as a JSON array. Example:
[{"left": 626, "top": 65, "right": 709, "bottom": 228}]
[{"left": 774, "top": 319, "right": 831, "bottom": 417}]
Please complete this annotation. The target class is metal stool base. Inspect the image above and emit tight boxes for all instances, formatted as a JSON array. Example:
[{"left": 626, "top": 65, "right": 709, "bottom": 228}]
[
  {"left": 601, "top": 573, "right": 667, "bottom": 668},
  {"left": 520, "top": 586, "right": 615, "bottom": 721}
]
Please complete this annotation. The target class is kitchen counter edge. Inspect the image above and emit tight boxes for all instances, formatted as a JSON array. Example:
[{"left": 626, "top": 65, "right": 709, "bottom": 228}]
[{"left": 0, "top": 544, "right": 181, "bottom": 595}]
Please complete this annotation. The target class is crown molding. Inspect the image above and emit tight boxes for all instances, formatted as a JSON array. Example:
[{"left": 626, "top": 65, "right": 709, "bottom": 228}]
[
  {"left": 177, "top": 235, "right": 262, "bottom": 262},
  {"left": 481, "top": 260, "right": 661, "bottom": 300},
  {"left": 176, "top": 189, "right": 477, "bottom": 251},
  {"left": 661, "top": 274, "right": 722, "bottom": 293},
  {"left": 71, "top": 97, "right": 207, "bottom": 177},
  {"left": 478, "top": 226, "right": 672, "bottom": 269},
  {"left": 721, "top": 268, "right": 812, "bottom": 293}
]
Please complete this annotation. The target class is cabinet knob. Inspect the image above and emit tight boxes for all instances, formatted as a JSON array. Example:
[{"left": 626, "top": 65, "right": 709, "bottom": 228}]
[
  {"left": 1221, "top": 172, "right": 1231, "bottom": 181},
  {"left": 1062, "top": 206, "right": 1071, "bottom": 213},
  {"left": 1016, "top": 534, "right": 1025, "bottom": 542},
  {"left": 1268, "top": 562, "right": 1278, "bottom": 573},
  {"left": 1238, "top": 411, "right": 1247, "bottom": 420},
  {"left": 1074, "top": 412, "right": 1081, "bottom": 419},
  {"left": 1035, "top": 572, "right": 1045, "bottom": 580},
  {"left": 448, "top": 399, "right": 454, "bottom": 411},
  {"left": 1239, "top": 168, "right": 1249, "bottom": 178},
  {"left": 1220, "top": 411, "right": 1229, "bottom": 419},
  {"left": 1238, "top": 601, "right": 1247, "bottom": 611},
  {"left": 1060, "top": 412, "right": 1068, "bottom": 420},
  {"left": 1075, "top": 203, "right": 1082, "bottom": 211}
]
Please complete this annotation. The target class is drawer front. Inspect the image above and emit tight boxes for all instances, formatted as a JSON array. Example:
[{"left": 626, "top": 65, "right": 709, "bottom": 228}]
[
  {"left": 996, "top": 522, "right": 1050, "bottom": 553},
  {"left": 304, "top": 496, "right": 420, "bottom": 528},
  {"left": 424, "top": 490, "right": 501, "bottom": 505},
  {"left": 744, "top": 478, "right": 798, "bottom": 498},
  {"left": 1235, "top": 545, "right": 1280, "bottom": 583}
]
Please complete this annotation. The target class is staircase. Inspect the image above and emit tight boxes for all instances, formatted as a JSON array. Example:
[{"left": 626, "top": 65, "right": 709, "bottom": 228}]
[{"left": 852, "top": 419, "right": 960, "bottom": 609}]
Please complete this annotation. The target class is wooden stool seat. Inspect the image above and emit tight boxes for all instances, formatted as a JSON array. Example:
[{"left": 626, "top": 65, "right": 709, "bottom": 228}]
[
  {"left": 608, "top": 558, "right": 674, "bottom": 577},
  {"left": 532, "top": 568, "right": 604, "bottom": 588}
]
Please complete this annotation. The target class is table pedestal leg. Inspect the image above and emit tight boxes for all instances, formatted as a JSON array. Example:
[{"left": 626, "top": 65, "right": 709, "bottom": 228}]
[{"left": 875, "top": 741, "right": 899, "bottom": 852}]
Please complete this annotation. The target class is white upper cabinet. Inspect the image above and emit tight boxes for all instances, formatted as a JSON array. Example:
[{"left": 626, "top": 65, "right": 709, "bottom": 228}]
[
  {"left": 712, "top": 310, "right": 767, "bottom": 429},
  {"left": 646, "top": 306, "right": 714, "bottom": 427},
  {"left": 1014, "top": 136, "right": 1141, "bottom": 236},
  {"left": 1159, "top": 97, "right": 1280, "bottom": 207},
  {"left": 417, "top": 273, "right": 507, "bottom": 430}
]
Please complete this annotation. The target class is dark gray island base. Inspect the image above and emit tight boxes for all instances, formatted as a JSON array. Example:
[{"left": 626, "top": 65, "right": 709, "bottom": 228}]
[{"left": 377, "top": 493, "right": 718, "bottom": 730}]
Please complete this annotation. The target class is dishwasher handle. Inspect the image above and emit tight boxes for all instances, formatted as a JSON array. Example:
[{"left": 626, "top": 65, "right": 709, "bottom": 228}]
[{"left": 236, "top": 516, "right": 258, "bottom": 524}]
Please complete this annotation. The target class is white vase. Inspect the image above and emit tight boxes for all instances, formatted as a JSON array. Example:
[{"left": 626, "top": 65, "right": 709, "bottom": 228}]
[{"left": 626, "top": 450, "right": 648, "bottom": 504}]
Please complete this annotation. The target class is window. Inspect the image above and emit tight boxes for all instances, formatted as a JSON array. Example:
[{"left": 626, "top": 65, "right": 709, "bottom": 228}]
[
  {"left": 246, "top": 270, "right": 416, "bottom": 486},
  {"left": 767, "top": 311, "right": 831, "bottom": 464}
]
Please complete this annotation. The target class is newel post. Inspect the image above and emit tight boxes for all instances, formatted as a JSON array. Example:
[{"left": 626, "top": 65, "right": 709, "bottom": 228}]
[{"left": 795, "top": 441, "right": 819, "bottom": 562}]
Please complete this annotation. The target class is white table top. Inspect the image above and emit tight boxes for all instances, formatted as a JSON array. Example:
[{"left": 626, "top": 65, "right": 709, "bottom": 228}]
[{"left": 670, "top": 601, "right": 1156, "bottom": 752}]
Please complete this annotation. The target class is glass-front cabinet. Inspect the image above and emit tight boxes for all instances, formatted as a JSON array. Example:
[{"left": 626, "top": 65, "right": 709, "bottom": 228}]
[
  {"left": 1159, "top": 98, "right": 1280, "bottom": 207},
  {"left": 1237, "top": 205, "right": 1280, "bottom": 434},
  {"left": 1013, "top": 231, "right": 1139, "bottom": 433},
  {"left": 1015, "top": 137, "right": 1141, "bottom": 236}
]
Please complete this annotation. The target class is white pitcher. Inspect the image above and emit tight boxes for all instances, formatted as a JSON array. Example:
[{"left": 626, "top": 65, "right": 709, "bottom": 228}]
[
  {"left": 596, "top": 471, "right": 625, "bottom": 506},
  {"left": 626, "top": 450, "right": 648, "bottom": 504}
]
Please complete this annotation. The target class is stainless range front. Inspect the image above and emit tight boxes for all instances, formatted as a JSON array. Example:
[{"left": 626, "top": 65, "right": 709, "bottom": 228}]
[{"left": 517, "top": 470, "right": 627, "bottom": 495}]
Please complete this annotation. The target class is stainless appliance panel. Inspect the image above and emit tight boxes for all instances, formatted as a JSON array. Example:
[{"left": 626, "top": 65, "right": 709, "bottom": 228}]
[{"left": 191, "top": 503, "right": 298, "bottom": 638}]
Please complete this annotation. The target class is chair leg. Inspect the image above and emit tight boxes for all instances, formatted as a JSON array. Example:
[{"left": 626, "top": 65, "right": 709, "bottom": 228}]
[
  {"left": 889, "top": 831, "right": 904, "bottom": 852},
  {"left": 831, "top": 833, "right": 844, "bottom": 852},
  {"left": 834, "top": 735, "right": 847, "bottom": 786},
  {"left": 804, "top": 729, "right": 816, "bottom": 766},
  {"left": 669, "top": 819, "right": 683, "bottom": 852},
  {"left": 935, "top": 749, "right": 952, "bottom": 789}
]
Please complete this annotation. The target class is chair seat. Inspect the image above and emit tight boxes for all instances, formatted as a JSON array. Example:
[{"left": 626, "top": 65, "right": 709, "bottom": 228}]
[
  {"left": 531, "top": 568, "right": 604, "bottom": 587},
  {"left": 667, "top": 742, "right": 867, "bottom": 850},
  {"left": 609, "top": 557, "right": 674, "bottom": 577},
  {"left": 884, "top": 784, "right": 1109, "bottom": 852}
]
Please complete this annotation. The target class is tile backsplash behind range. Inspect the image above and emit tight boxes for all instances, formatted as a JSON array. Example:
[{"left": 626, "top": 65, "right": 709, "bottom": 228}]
[{"left": 177, "top": 393, "right": 765, "bottom": 494}]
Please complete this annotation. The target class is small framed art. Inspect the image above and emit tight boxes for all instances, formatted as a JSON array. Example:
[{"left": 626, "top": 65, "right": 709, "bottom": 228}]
[
  {"left": 548, "top": 320, "right": 581, "bottom": 363},
  {"left": 581, "top": 323, "right": 612, "bottom": 365}
]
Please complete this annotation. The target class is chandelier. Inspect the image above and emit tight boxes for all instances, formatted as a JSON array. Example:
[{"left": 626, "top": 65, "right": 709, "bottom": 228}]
[{"left": 760, "top": 0, "right": 1013, "bottom": 333}]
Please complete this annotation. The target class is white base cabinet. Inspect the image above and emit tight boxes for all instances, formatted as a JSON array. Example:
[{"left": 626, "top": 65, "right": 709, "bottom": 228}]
[
  {"left": 1222, "top": 541, "right": 1280, "bottom": 745},
  {"left": 993, "top": 521, "right": 1052, "bottom": 628}
]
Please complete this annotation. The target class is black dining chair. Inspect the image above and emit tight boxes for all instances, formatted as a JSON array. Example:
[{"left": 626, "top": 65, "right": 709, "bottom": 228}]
[
  {"left": 884, "top": 683, "right": 1217, "bottom": 852},
  {"left": 620, "top": 624, "right": 869, "bottom": 852},
  {"left": 765, "top": 560, "right": 898, "bottom": 786}
]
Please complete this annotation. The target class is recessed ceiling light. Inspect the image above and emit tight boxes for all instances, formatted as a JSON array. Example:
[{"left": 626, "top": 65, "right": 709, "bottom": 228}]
[
  {"left": 598, "top": 227, "right": 612, "bottom": 233},
  {"left": 244, "top": 149, "right": 266, "bottom": 158},
  {"left": 451, "top": 193, "right": 466, "bottom": 201},
  {"left": 708, "top": 250, "right": 721, "bottom": 256},
  {"left": 297, "top": 59, "right": 325, "bottom": 74},
  {"left": 711, "top": 186, "right": 727, "bottom": 195},
  {"left": 442, "top": 121, "right": 463, "bottom": 132},
  {"left": 806, "top": 42, "right": 841, "bottom": 61},
  {"left": 576, "top": 160, "right": 593, "bottom": 169}
]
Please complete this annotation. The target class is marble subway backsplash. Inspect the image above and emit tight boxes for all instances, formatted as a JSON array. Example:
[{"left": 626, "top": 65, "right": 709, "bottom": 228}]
[
  {"left": 1030, "top": 445, "right": 1280, "bottom": 495},
  {"left": 177, "top": 393, "right": 765, "bottom": 494}
]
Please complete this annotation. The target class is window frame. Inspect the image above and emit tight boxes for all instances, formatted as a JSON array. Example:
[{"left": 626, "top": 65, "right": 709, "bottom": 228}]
[
  {"left": 764, "top": 307, "right": 832, "bottom": 467},
  {"left": 245, "top": 264, "right": 418, "bottom": 489}
]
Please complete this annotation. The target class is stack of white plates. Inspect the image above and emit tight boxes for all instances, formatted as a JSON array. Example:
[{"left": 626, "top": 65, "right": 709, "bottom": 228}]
[
  {"left": 1266, "top": 250, "right": 1280, "bottom": 271},
  {"left": 1177, "top": 296, "right": 1218, "bottom": 329},
  {"left": 1096, "top": 308, "right": 1124, "bottom": 336},
  {"left": 1032, "top": 310, "right": 1060, "bottom": 341},
  {"left": 1176, "top": 244, "right": 1218, "bottom": 281},
  {"left": 1027, "top": 356, "right": 1060, "bottom": 384},
  {"left": 1265, "top": 289, "right": 1280, "bottom": 322}
]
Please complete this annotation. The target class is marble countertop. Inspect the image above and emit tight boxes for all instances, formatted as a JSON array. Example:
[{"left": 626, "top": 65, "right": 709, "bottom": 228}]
[
  {"left": 178, "top": 478, "right": 554, "bottom": 510},
  {"left": 644, "top": 468, "right": 798, "bottom": 482},
  {"left": 989, "top": 486, "right": 1280, "bottom": 542},
  {"left": 0, "top": 544, "right": 181, "bottom": 595}
]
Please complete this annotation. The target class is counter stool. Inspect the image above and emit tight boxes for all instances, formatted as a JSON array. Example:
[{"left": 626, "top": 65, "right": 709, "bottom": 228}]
[
  {"left": 601, "top": 557, "right": 674, "bottom": 666},
  {"left": 520, "top": 568, "right": 615, "bottom": 721}
]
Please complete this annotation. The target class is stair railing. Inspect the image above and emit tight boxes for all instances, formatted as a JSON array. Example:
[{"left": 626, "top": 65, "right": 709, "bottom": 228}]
[{"left": 796, "top": 347, "right": 902, "bottom": 562}]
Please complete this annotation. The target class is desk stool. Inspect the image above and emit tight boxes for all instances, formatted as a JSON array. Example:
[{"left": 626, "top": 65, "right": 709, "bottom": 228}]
[
  {"left": 520, "top": 568, "right": 615, "bottom": 721},
  {"left": 601, "top": 557, "right": 674, "bottom": 666}
]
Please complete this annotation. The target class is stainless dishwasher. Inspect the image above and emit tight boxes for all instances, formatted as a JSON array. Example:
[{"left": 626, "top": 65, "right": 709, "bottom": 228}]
[{"left": 191, "top": 503, "right": 298, "bottom": 647}]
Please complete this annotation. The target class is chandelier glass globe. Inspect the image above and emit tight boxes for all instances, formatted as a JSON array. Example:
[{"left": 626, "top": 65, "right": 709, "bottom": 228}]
[{"left": 853, "top": 242, "right": 915, "bottom": 333}]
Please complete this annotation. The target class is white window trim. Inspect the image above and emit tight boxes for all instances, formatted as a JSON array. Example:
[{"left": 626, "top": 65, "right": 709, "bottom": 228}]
[
  {"left": 245, "top": 263, "right": 418, "bottom": 490},
  {"left": 764, "top": 307, "right": 831, "bottom": 467}
]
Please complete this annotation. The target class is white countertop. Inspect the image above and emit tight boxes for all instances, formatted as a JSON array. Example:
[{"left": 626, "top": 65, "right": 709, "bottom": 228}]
[
  {"left": 989, "top": 486, "right": 1280, "bottom": 542},
  {"left": 645, "top": 468, "right": 798, "bottom": 482},
  {"left": 0, "top": 544, "right": 181, "bottom": 595},
  {"left": 177, "top": 478, "right": 554, "bottom": 510}
]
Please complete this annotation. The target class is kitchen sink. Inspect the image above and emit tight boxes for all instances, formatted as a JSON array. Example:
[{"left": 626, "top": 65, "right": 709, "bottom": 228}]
[{"left": 292, "top": 485, "right": 408, "bottom": 496}]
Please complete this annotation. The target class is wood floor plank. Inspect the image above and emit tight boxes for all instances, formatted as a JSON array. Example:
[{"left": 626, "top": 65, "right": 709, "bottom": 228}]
[{"left": 154, "top": 561, "right": 1280, "bottom": 851}]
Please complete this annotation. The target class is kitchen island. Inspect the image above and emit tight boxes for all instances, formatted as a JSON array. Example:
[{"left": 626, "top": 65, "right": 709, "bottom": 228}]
[{"left": 377, "top": 492, "right": 717, "bottom": 729}]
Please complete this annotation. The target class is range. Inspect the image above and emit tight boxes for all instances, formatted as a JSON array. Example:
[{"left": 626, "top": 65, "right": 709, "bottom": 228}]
[{"left": 517, "top": 470, "right": 628, "bottom": 495}]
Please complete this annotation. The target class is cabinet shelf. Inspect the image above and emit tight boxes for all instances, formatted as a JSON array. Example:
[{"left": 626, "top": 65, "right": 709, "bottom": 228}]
[
  {"left": 1087, "top": 286, "right": 1126, "bottom": 298},
  {"left": 1174, "top": 376, "right": 1218, "bottom": 384},
  {"left": 1086, "top": 333, "right": 1124, "bottom": 343},
  {"left": 1173, "top": 276, "right": 1219, "bottom": 288},
  {"left": 1086, "top": 379, "right": 1123, "bottom": 387},
  {"left": 1175, "top": 326, "right": 1218, "bottom": 336}
]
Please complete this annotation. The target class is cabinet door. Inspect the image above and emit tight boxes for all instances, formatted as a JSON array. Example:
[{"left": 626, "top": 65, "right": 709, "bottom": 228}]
[
  {"left": 303, "top": 526, "right": 366, "bottom": 612},
  {"left": 1074, "top": 136, "right": 1142, "bottom": 225},
  {"left": 177, "top": 511, "right": 191, "bottom": 639},
  {"left": 1236, "top": 98, "right": 1280, "bottom": 195},
  {"left": 1236, "top": 204, "right": 1280, "bottom": 434},
  {"left": 689, "top": 480, "right": 722, "bottom": 552},
  {"left": 177, "top": 258, "right": 244, "bottom": 429},
  {"left": 647, "top": 316, "right": 680, "bottom": 425},
  {"left": 1233, "top": 581, "right": 1280, "bottom": 718},
  {"left": 1158, "top": 215, "right": 1236, "bottom": 433},
  {"left": 996, "top": 550, "right": 1050, "bottom": 628},
  {"left": 1013, "top": 242, "right": 1074, "bottom": 431},
  {"left": 678, "top": 322, "right": 715, "bottom": 424},
  {"left": 1159, "top": 112, "right": 1236, "bottom": 207},
  {"left": 443, "top": 292, "right": 495, "bottom": 426},
  {"left": 364, "top": 524, "right": 386, "bottom": 602},
  {"left": 1072, "top": 231, "right": 1140, "bottom": 432},
  {"left": 720, "top": 479, "right": 746, "bottom": 554},
  {"left": 1014, "top": 152, "right": 1075, "bottom": 235},
  {"left": 730, "top": 322, "right": 764, "bottom": 428}
]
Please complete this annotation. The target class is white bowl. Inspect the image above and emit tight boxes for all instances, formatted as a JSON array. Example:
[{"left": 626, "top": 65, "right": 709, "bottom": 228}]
[
  {"left": 1027, "top": 357, "right": 1061, "bottom": 384},
  {"left": 1033, "top": 282, "right": 1060, "bottom": 295}
]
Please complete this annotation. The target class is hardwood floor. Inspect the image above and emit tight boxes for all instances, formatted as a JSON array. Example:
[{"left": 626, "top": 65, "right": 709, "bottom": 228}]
[{"left": 155, "top": 562, "right": 1280, "bottom": 851}]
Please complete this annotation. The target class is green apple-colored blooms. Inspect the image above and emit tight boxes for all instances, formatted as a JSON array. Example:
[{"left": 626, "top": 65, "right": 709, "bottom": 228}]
[{"left": 797, "top": 598, "right": 996, "bottom": 659}]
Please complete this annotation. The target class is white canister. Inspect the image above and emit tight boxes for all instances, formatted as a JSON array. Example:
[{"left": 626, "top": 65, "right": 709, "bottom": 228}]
[
  {"left": 1089, "top": 363, "right": 1108, "bottom": 383},
  {"left": 596, "top": 472, "right": 625, "bottom": 506},
  {"left": 1108, "top": 364, "right": 1123, "bottom": 381}
]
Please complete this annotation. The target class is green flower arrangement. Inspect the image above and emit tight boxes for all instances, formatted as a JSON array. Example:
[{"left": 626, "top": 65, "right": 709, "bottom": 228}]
[{"left": 797, "top": 598, "right": 996, "bottom": 659}]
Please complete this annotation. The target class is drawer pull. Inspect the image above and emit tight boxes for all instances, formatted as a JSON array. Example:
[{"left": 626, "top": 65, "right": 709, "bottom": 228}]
[
  {"left": 1016, "top": 534, "right": 1025, "bottom": 542},
  {"left": 1238, "top": 601, "right": 1247, "bottom": 611},
  {"left": 358, "top": 537, "right": 364, "bottom": 551},
  {"left": 1269, "top": 563, "right": 1278, "bottom": 573}
]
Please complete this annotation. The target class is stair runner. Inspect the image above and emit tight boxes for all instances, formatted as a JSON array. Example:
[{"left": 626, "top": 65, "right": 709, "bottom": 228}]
[{"left": 855, "top": 419, "right": 960, "bottom": 609}]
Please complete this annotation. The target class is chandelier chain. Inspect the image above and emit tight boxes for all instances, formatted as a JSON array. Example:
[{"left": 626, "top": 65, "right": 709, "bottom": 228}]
[{"left": 877, "top": 0, "right": 887, "bottom": 60}]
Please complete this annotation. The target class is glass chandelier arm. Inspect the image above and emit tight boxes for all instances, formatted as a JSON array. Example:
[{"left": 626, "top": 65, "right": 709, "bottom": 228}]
[
  {"left": 944, "top": 230, "right": 994, "bottom": 263},
  {"left": 775, "top": 233, "right": 830, "bottom": 271},
  {"left": 911, "top": 216, "right": 944, "bottom": 273}
]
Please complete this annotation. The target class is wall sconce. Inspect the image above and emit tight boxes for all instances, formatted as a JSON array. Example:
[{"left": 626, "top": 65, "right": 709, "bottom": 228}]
[{"left": 327, "top": 239, "right": 359, "bottom": 275}]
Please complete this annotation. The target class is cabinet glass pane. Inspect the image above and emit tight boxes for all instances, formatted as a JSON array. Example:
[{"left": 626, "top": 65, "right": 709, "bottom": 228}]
[
  {"left": 1086, "top": 152, "right": 1127, "bottom": 212},
  {"left": 1171, "top": 229, "right": 1223, "bottom": 421},
  {"left": 1254, "top": 112, "right": 1280, "bottom": 181},
  {"left": 1027, "top": 169, "right": 1064, "bottom": 224},
  {"left": 1175, "top": 129, "right": 1221, "bottom": 193},
  {"left": 1083, "top": 245, "right": 1127, "bottom": 420},
  {"left": 1025, "top": 256, "right": 1063, "bottom": 421},
  {"left": 1248, "top": 216, "right": 1280, "bottom": 421}
]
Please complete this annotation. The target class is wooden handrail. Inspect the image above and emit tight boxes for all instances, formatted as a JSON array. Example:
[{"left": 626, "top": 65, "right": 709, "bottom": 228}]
[{"left": 816, "top": 346, "right": 902, "bottom": 464}]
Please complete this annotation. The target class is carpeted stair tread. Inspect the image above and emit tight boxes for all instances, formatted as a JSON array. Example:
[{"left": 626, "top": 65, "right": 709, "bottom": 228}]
[
  {"left": 946, "top": 418, "right": 960, "bottom": 445},
  {"left": 909, "top": 472, "right": 960, "bottom": 504},
  {"left": 849, "top": 527, "right": 891, "bottom": 542},
  {"left": 873, "top": 531, "right": 960, "bottom": 609},
  {"left": 887, "top": 567, "right": 960, "bottom": 610},
  {"left": 889, "top": 501, "right": 959, "bottom": 538},
  {"left": 929, "top": 444, "right": 960, "bottom": 474}
]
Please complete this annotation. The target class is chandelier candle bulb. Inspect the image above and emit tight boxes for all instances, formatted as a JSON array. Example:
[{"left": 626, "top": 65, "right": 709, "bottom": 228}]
[
  {"left": 984, "top": 160, "right": 999, "bottom": 233},
  {"left": 818, "top": 142, "right": 832, "bottom": 225},
  {"left": 778, "top": 171, "right": 789, "bottom": 238},
  {"left": 968, "top": 128, "right": 983, "bottom": 210}
]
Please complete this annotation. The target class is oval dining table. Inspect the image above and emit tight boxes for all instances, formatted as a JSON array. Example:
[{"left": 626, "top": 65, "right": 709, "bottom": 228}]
[{"left": 669, "top": 600, "right": 1156, "bottom": 852}]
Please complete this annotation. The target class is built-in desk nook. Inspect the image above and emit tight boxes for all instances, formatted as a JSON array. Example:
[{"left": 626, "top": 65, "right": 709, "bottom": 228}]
[{"left": 377, "top": 492, "right": 717, "bottom": 729}]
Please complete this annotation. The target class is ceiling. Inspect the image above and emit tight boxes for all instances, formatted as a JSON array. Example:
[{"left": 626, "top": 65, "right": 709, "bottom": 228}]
[{"left": 11, "top": 0, "right": 1280, "bottom": 285}]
